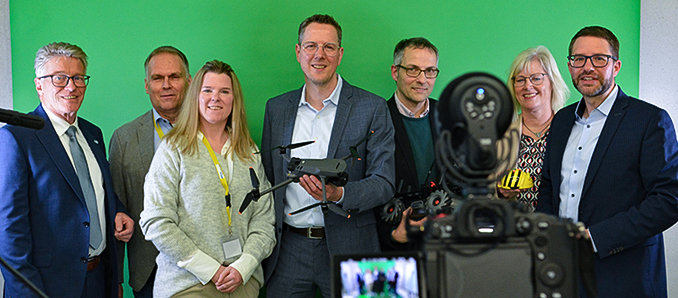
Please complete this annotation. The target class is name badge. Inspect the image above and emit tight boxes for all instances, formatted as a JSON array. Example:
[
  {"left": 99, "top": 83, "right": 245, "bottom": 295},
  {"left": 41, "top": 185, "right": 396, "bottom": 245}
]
[{"left": 222, "top": 236, "right": 243, "bottom": 260}]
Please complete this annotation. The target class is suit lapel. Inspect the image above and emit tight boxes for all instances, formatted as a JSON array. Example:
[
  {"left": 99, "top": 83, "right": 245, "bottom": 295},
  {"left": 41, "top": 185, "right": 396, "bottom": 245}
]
[
  {"left": 281, "top": 89, "right": 302, "bottom": 171},
  {"left": 327, "top": 81, "right": 354, "bottom": 158},
  {"left": 137, "top": 111, "right": 155, "bottom": 172},
  {"left": 582, "top": 90, "right": 628, "bottom": 197},
  {"left": 549, "top": 104, "right": 577, "bottom": 208},
  {"left": 33, "top": 105, "right": 86, "bottom": 205}
]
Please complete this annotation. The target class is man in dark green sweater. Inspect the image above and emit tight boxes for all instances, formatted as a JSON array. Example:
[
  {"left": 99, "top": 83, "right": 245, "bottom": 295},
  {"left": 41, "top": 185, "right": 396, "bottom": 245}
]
[{"left": 377, "top": 37, "right": 440, "bottom": 251}]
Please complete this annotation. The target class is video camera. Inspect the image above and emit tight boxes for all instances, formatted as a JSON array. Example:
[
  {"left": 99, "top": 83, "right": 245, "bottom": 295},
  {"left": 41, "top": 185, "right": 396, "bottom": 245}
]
[
  {"left": 332, "top": 73, "right": 593, "bottom": 298},
  {"left": 420, "top": 198, "right": 586, "bottom": 297}
]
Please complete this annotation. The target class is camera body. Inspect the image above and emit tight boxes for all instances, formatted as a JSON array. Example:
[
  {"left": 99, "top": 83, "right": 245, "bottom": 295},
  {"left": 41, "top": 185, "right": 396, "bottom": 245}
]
[{"left": 421, "top": 199, "right": 584, "bottom": 298}]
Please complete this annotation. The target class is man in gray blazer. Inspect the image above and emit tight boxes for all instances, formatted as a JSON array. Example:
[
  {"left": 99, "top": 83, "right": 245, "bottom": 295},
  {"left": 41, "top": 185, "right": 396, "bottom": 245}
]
[
  {"left": 261, "top": 14, "right": 395, "bottom": 298},
  {"left": 109, "top": 46, "right": 191, "bottom": 298}
]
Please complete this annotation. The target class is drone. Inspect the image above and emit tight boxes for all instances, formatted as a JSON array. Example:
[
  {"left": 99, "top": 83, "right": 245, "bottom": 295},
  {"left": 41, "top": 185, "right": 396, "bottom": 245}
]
[
  {"left": 239, "top": 131, "right": 375, "bottom": 218},
  {"left": 380, "top": 179, "right": 458, "bottom": 225}
]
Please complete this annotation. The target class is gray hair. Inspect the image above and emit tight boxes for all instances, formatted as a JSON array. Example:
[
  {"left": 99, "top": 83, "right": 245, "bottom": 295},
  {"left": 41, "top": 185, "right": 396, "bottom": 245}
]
[
  {"left": 144, "top": 45, "right": 190, "bottom": 80},
  {"left": 34, "top": 42, "right": 88, "bottom": 77}
]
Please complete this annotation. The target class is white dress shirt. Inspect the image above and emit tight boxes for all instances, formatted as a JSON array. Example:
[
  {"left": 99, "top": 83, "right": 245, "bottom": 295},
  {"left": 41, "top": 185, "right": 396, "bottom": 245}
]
[{"left": 45, "top": 109, "right": 107, "bottom": 257}]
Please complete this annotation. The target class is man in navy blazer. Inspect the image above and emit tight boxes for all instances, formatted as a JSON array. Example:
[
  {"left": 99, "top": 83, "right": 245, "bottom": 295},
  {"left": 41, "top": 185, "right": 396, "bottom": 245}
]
[
  {"left": 261, "top": 14, "right": 395, "bottom": 297},
  {"left": 537, "top": 26, "right": 678, "bottom": 298},
  {"left": 0, "top": 42, "right": 134, "bottom": 298}
]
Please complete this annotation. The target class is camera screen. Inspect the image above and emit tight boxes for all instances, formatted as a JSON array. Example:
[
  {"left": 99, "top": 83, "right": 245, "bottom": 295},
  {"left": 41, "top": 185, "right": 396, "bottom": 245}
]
[{"left": 332, "top": 252, "right": 424, "bottom": 298}]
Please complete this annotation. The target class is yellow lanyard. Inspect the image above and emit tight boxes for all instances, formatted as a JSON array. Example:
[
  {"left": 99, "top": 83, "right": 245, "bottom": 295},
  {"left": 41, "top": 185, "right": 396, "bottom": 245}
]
[
  {"left": 201, "top": 134, "right": 232, "bottom": 227},
  {"left": 153, "top": 118, "right": 166, "bottom": 139}
]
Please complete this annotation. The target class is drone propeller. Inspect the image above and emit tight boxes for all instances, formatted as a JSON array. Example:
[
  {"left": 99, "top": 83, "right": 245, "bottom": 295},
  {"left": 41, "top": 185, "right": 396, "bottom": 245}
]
[
  {"left": 288, "top": 176, "right": 350, "bottom": 218},
  {"left": 254, "top": 140, "right": 315, "bottom": 155},
  {"left": 239, "top": 167, "right": 260, "bottom": 214},
  {"left": 249, "top": 167, "right": 259, "bottom": 189},
  {"left": 380, "top": 198, "right": 406, "bottom": 225},
  {"left": 342, "top": 131, "right": 375, "bottom": 165}
]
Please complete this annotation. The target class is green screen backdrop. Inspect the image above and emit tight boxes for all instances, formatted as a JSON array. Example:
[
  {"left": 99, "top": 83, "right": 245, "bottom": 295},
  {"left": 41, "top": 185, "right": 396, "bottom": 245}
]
[{"left": 9, "top": 0, "right": 640, "bottom": 296}]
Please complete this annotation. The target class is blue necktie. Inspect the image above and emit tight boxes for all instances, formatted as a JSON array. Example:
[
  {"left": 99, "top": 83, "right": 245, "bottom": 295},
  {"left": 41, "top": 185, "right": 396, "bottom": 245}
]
[{"left": 66, "top": 126, "right": 102, "bottom": 249}]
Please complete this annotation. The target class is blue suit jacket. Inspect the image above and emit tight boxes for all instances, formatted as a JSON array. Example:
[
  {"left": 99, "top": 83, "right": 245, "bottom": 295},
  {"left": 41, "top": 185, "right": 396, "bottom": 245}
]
[
  {"left": 0, "top": 104, "right": 123, "bottom": 298},
  {"left": 537, "top": 88, "right": 678, "bottom": 298},
  {"left": 260, "top": 80, "right": 396, "bottom": 282}
]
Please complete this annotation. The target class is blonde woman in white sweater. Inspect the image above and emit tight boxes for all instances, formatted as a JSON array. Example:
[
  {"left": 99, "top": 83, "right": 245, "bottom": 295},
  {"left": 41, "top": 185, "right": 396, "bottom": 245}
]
[{"left": 141, "top": 60, "right": 275, "bottom": 298}]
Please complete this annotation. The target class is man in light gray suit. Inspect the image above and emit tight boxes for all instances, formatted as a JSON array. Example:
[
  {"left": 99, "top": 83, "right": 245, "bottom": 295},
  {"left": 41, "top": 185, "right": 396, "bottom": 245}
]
[
  {"left": 261, "top": 14, "right": 395, "bottom": 298},
  {"left": 109, "top": 46, "right": 191, "bottom": 298}
]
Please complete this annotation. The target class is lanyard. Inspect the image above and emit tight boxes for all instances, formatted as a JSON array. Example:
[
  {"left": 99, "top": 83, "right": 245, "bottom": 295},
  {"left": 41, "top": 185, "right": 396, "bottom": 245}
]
[
  {"left": 201, "top": 134, "right": 232, "bottom": 228},
  {"left": 153, "top": 118, "right": 166, "bottom": 139}
]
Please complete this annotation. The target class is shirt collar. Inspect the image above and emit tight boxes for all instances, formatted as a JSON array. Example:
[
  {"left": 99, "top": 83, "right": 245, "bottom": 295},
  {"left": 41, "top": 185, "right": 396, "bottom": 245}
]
[
  {"left": 43, "top": 105, "right": 79, "bottom": 136},
  {"left": 394, "top": 92, "right": 429, "bottom": 118},
  {"left": 575, "top": 84, "right": 619, "bottom": 119},
  {"left": 152, "top": 108, "right": 172, "bottom": 125},
  {"left": 299, "top": 74, "right": 343, "bottom": 108}
]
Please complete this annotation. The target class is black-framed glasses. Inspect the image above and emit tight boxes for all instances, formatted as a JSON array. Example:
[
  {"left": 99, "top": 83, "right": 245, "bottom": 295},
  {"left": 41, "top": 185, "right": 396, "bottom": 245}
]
[
  {"left": 567, "top": 54, "right": 617, "bottom": 68},
  {"left": 300, "top": 42, "right": 340, "bottom": 57},
  {"left": 513, "top": 73, "right": 547, "bottom": 87},
  {"left": 37, "top": 75, "right": 90, "bottom": 88},
  {"left": 396, "top": 65, "right": 440, "bottom": 78}
]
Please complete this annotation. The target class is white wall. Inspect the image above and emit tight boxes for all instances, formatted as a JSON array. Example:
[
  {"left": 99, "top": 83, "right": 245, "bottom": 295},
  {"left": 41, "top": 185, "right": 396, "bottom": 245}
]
[
  {"left": 640, "top": 1, "right": 678, "bottom": 296},
  {"left": 0, "top": 0, "right": 11, "bottom": 295}
]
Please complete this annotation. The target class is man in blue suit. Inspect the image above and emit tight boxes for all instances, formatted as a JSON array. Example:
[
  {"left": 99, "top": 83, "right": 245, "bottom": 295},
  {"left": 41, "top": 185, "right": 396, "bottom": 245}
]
[
  {"left": 261, "top": 14, "right": 395, "bottom": 298},
  {"left": 0, "top": 42, "right": 134, "bottom": 298},
  {"left": 537, "top": 26, "right": 678, "bottom": 298}
]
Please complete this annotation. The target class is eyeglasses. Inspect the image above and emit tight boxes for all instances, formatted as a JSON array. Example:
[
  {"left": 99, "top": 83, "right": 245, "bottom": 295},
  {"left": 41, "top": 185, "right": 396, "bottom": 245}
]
[
  {"left": 38, "top": 75, "right": 90, "bottom": 88},
  {"left": 396, "top": 65, "right": 440, "bottom": 79},
  {"left": 567, "top": 54, "right": 617, "bottom": 68},
  {"left": 513, "top": 73, "right": 547, "bottom": 87},
  {"left": 300, "top": 42, "right": 340, "bottom": 57}
]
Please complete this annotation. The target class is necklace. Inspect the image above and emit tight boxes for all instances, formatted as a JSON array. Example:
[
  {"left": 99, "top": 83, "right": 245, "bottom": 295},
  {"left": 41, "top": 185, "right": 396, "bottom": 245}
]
[{"left": 522, "top": 114, "right": 553, "bottom": 139}]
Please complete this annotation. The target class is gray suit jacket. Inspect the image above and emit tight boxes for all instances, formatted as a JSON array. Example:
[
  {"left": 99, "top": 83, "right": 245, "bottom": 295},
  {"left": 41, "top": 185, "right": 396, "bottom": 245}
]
[
  {"left": 109, "top": 110, "right": 159, "bottom": 291},
  {"left": 260, "top": 79, "right": 396, "bottom": 283}
]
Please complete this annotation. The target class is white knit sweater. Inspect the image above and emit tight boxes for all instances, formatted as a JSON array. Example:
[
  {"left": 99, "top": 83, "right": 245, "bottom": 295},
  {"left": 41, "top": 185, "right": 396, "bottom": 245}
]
[{"left": 140, "top": 137, "right": 275, "bottom": 298}]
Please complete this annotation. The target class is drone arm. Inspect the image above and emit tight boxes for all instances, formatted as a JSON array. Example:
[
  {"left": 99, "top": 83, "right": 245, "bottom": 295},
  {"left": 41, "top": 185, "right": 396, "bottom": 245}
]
[
  {"left": 339, "top": 104, "right": 396, "bottom": 212},
  {"left": 258, "top": 179, "right": 294, "bottom": 197}
]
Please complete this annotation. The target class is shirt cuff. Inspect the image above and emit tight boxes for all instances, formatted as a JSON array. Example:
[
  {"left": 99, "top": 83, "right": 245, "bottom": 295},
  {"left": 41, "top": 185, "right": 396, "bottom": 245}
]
[
  {"left": 335, "top": 187, "right": 345, "bottom": 205},
  {"left": 228, "top": 253, "right": 258, "bottom": 284},
  {"left": 589, "top": 232, "right": 598, "bottom": 253},
  {"left": 177, "top": 250, "right": 221, "bottom": 285}
]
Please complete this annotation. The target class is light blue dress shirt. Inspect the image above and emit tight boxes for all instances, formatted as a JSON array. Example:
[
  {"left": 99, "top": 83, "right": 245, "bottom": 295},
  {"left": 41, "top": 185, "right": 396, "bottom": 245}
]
[
  {"left": 284, "top": 75, "right": 344, "bottom": 228},
  {"left": 559, "top": 85, "right": 619, "bottom": 223},
  {"left": 152, "top": 108, "right": 174, "bottom": 151}
]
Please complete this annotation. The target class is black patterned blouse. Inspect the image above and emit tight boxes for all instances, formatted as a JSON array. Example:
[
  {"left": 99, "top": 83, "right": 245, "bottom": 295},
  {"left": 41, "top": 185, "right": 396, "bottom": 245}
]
[{"left": 516, "top": 129, "right": 549, "bottom": 211}]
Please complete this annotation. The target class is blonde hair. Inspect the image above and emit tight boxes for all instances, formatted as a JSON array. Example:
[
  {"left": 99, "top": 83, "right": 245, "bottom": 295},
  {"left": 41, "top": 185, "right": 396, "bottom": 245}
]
[
  {"left": 165, "top": 60, "right": 255, "bottom": 161},
  {"left": 507, "top": 46, "right": 569, "bottom": 119}
]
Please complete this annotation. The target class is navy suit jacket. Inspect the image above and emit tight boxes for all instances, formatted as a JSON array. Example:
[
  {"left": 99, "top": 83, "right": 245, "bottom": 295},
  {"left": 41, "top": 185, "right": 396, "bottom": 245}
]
[
  {"left": 0, "top": 104, "right": 123, "bottom": 298},
  {"left": 537, "top": 88, "right": 678, "bottom": 298},
  {"left": 260, "top": 80, "right": 396, "bottom": 282}
]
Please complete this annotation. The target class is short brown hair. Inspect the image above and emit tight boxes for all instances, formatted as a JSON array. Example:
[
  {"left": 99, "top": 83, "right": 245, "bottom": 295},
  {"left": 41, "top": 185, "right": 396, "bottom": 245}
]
[
  {"left": 298, "top": 14, "right": 342, "bottom": 46},
  {"left": 569, "top": 26, "right": 619, "bottom": 59}
]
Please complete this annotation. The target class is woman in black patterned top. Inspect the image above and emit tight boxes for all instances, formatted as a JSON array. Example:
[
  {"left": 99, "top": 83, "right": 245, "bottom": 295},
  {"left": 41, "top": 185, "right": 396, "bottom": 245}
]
[{"left": 498, "top": 46, "right": 570, "bottom": 211}]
